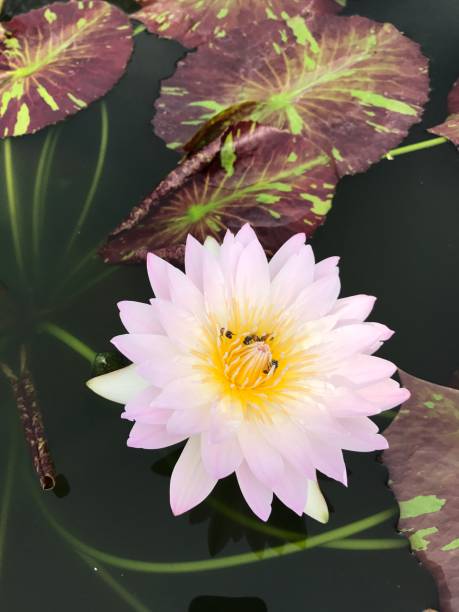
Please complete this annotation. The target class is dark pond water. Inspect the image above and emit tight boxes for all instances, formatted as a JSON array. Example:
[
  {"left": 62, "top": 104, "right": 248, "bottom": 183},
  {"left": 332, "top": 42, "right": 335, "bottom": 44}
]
[{"left": 1, "top": 0, "right": 459, "bottom": 610}]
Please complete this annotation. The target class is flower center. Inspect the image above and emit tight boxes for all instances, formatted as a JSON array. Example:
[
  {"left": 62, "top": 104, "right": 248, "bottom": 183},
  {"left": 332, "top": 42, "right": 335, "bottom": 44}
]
[{"left": 220, "top": 329, "right": 278, "bottom": 389}]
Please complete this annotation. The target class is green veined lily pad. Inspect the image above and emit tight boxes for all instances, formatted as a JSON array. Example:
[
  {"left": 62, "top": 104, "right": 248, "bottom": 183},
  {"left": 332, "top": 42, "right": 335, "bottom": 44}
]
[
  {"left": 132, "top": 0, "right": 342, "bottom": 48},
  {"left": 153, "top": 15, "right": 429, "bottom": 176},
  {"left": 0, "top": 0, "right": 133, "bottom": 138},
  {"left": 429, "top": 78, "right": 459, "bottom": 146},
  {"left": 384, "top": 370, "right": 459, "bottom": 612},
  {"left": 99, "top": 122, "right": 338, "bottom": 264}
]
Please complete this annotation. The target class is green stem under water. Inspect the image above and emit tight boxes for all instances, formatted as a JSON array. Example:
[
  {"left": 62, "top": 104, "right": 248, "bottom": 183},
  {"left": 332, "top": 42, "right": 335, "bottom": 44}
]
[
  {"left": 32, "top": 130, "right": 60, "bottom": 266},
  {"left": 320, "top": 537, "right": 404, "bottom": 551},
  {"left": 385, "top": 136, "right": 448, "bottom": 159},
  {"left": 3, "top": 140, "right": 25, "bottom": 281},
  {"left": 37, "top": 501, "right": 397, "bottom": 574},
  {"left": 209, "top": 498, "right": 403, "bottom": 551},
  {"left": 79, "top": 555, "right": 150, "bottom": 612},
  {"left": 39, "top": 322, "right": 96, "bottom": 364},
  {"left": 65, "top": 103, "right": 109, "bottom": 258}
]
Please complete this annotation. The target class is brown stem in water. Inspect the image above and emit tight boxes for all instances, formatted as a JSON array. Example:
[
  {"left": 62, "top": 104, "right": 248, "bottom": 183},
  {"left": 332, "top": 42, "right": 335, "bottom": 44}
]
[{"left": 1, "top": 347, "right": 56, "bottom": 491}]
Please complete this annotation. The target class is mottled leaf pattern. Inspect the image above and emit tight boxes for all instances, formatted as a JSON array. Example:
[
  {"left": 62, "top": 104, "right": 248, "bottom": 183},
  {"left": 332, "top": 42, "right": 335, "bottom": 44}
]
[
  {"left": 154, "top": 15, "right": 429, "bottom": 176},
  {"left": 133, "top": 0, "right": 342, "bottom": 48},
  {"left": 384, "top": 371, "right": 459, "bottom": 612},
  {"left": 0, "top": 0, "right": 133, "bottom": 138},
  {"left": 429, "top": 79, "right": 459, "bottom": 146},
  {"left": 100, "top": 122, "right": 338, "bottom": 264}
]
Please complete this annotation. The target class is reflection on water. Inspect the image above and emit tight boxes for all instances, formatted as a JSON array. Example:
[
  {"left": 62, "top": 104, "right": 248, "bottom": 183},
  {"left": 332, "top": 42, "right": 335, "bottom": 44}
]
[
  {"left": 152, "top": 449, "right": 309, "bottom": 556},
  {"left": 0, "top": 6, "right": 447, "bottom": 611}
]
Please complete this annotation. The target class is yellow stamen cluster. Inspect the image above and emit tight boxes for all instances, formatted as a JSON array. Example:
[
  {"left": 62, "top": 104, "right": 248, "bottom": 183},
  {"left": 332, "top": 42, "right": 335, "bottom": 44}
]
[{"left": 219, "top": 329, "right": 277, "bottom": 390}]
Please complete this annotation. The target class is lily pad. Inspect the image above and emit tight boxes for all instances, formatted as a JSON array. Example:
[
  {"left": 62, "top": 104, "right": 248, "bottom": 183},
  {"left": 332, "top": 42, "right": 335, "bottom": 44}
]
[
  {"left": 132, "top": 0, "right": 342, "bottom": 49},
  {"left": 100, "top": 121, "right": 338, "bottom": 264},
  {"left": 429, "top": 78, "right": 459, "bottom": 146},
  {"left": 0, "top": 0, "right": 133, "bottom": 138},
  {"left": 384, "top": 371, "right": 459, "bottom": 612},
  {"left": 153, "top": 15, "right": 429, "bottom": 176}
]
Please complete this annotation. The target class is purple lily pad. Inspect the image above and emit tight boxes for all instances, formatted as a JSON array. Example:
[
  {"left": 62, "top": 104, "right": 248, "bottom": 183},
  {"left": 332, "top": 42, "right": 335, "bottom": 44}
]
[
  {"left": 0, "top": 0, "right": 133, "bottom": 138},
  {"left": 132, "top": 0, "right": 342, "bottom": 49},
  {"left": 429, "top": 79, "right": 459, "bottom": 146},
  {"left": 384, "top": 370, "right": 459, "bottom": 612},
  {"left": 99, "top": 121, "right": 338, "bottom": 264},
  {"left": 153, "top": 15, "right": 429, "bottom": 177}
]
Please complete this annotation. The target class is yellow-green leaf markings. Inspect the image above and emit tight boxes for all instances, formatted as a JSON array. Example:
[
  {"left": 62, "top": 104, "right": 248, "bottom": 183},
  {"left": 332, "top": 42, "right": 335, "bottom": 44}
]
[
  {"left": 100, "top": 122, "right": 338, "bottom": 264},
  {"left": 384, "top": 371, "right": 459, "bottom": 612},
  {"left": 154, "top": 15, "right": 429, "bottom": 176},
  {"left": 133, "top": 0, "right": 341, "bottom": 48},
  {"left": 0, "top": 0, "right": 133, "bottom": 138},
  {"left": 429, "top": 78, "right": 459, "bottom": 146}
]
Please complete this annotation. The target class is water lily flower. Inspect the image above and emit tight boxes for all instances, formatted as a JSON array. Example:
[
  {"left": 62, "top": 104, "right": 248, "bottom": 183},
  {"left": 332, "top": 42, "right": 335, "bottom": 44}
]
[{"left": 87, "top": 225, "right": 409, "bottom": 522}]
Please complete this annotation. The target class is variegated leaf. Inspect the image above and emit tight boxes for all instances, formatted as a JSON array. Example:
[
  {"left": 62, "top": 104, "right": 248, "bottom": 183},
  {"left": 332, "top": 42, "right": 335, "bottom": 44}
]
[
  {"left": 154, "top": 15, "right": 429, "bottom": 176},
  {"left": 133, "top": 0, "right": 342, "bottom": 48},
  {"left": 384, "top": 371, "right": 459, "bottom": 612},
  {"left": 429, "top": 78, "right": 459, "bottom": 146},
  {"left": 0, "top": 0, "right": 133, "bottom": 138},
  {"left": 100, "top": 122, "right": 338, "bottom": 263}
]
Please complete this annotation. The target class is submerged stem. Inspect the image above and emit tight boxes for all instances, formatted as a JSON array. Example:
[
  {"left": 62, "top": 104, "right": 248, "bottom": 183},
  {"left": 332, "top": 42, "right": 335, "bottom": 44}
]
[
  {"left": 39, "top": 322, "right": 96, "bottom": 364},
  {"left": 3, "top": 140, "right": 25, "bottom": 281},
  {"left": 37, "top": 499, "right": 396, "bottom": 574},
  {"left": 320, "top": 537, "right": 405, "bottom": 550},
  {"left": 385, "top": 136, "right": 447, "bottom": 159},
  {"left": 32, "top": 130, "right": 60, "bottom": 265},
  {"left": 79, "top": 555, "right": 150, "bottom": 612},
  {"left": 210, "top": 498, "right": 403, "bottom": 551},
  {"left": 65, "top": 103, "right": 109, "bottom": 257}
]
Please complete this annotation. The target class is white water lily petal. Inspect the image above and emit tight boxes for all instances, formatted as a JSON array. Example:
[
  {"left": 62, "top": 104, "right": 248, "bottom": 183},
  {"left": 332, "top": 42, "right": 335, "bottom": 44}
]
[
  {"left": 185, "top": 234, "right": 205, "bottom": 291},
  {"left": 202, "top": 247, "right": 228, "bottom": 324},
  {"left": 201, "top": 432, "right": 243, "bottom": 479},
  {"left": 270, "top": 246, "right": 315, "bottom": 310},
  {"left": 112, "top": 333, "right": 179, "bottom": 364},
  {"left": 152, "top": 377, "right": 217, "bottom": 410},
  {"left": 268, "top": 232, "right": 306, "bottom": 279},
  {"left": 170, "top": 436, "right": 217, "bottom": 515},
  {"left": 304, "top": 480, "right": 329, "bottom": 524},
  {"left": 86, "top": 365, "right": 149, "bottom": 404},
  {"left": 204, "top": 235, "right": 220, "bottom": 256},
  {"left": 331, "top": 354, "right": 397, "bottom": 386},
  {"left": 314, "top": 256, "right": 340, "bottom": 279},
  {"left": 272, "top": 463, "right": 308, "bottom": 516},
  {"left": 167, "top": 406, "right": 209, "bottom": 436},
  {"left": 235, "top": 223, "right": 257, "bottom": 246},
  {"left": 128, "top": 422, "right": 186, "bottom": 449},
  {"left": 236, "top": 461, "right": 273, "bottom": 522},
  {"left": 332, "top": 294, "right": 376, "bottom": 324},
  {"left": 147, "top": 252, "right": 171, "bottom": 300},
  {"left": 234, "top": 238, "right": 270, "bottom": 313},
  {"left": 118, "top": 301, "right": 163, "bottom": 334},
  {"left": 238, "top": 424, "right": 284, "bottom": 488},
  {"left": 208, "top": 398, "right": 243, "bottom": 443}
]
